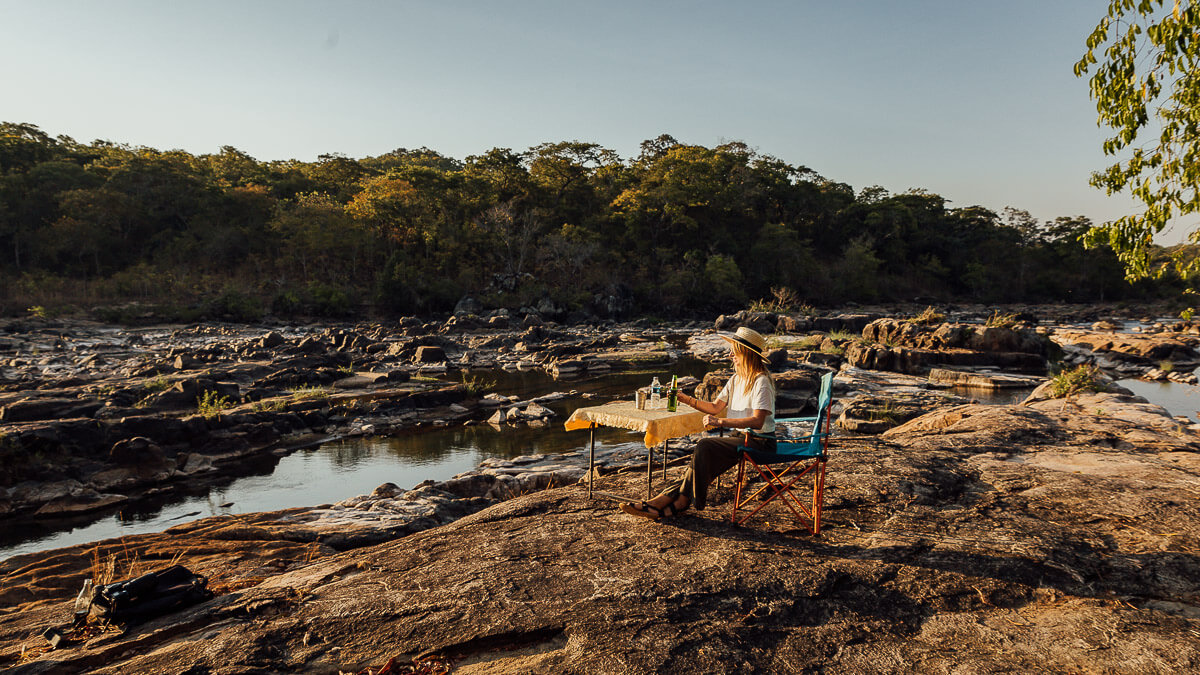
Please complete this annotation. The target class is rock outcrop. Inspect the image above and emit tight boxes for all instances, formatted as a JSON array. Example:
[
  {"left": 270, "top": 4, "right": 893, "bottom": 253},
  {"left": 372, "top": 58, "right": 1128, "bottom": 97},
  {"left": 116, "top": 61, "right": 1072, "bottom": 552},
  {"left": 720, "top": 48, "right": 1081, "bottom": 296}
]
[
  {"left": 1052, "top": 327, "right": 1200, "bottom": 378},
  {"left": 4, "top": 388, "right": 1200, "bottom": 672},
  {"left": 846, "top": 318, "right": 1052, "bottom": 375}
]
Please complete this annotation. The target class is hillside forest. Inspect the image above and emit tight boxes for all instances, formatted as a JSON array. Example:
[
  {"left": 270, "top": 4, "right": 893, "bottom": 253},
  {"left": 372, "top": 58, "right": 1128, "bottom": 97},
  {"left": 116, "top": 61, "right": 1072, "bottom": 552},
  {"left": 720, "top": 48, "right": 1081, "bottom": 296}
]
[{"left": 0, "top": 123, "right": 1189, "bottom": 322}]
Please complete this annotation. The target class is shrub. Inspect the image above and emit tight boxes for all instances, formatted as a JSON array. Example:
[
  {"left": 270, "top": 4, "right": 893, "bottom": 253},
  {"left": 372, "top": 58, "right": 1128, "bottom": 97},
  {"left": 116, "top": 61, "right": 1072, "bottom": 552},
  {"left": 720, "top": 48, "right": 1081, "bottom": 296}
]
[
  {"left": 907, "top": 305, "right": 945, "bottom": 325},
  {"left": 271, "top": 290, "right": 303, "bottom": 317},
  {"left": 251, "top": 399, "right": 288, "bottom": 412},
  {"left": 307, "top": 282, "right": 356, "bottom": 317},
  {"left": 750, "top": 287, "right": 805, "bottom": 314},
  {"left": 1050, "top": 365, "right": 1106, "bottom": 398},
  {"left": 288, "top": 385, "right": 330, "bottom": 400},
  {"left": 460, "top": 373, "right": 496, "bottom": 396},
  {"left": 197, "top": 391, "right": 233, "bottom": 417},
  {"left": 142, "top": 375, "right": 172, "bottom": 394},
  {"left": 985, "top": 311, "right": 1019, "bottom": 329},
  {"left": 866, "top": 401, "right": 900, "bottom": 424},
  {"left": 206, "top": 288, "right": 263, "bottom": 322}
]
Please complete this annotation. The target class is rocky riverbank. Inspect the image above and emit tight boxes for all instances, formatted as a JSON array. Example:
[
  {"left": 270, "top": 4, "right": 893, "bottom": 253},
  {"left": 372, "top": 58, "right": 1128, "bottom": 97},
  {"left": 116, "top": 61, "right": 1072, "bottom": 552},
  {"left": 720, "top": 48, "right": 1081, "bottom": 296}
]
[
  {"left": 3, "top": 378, "right": 1200, "bottom": 672},
  {"left": 0, "top": 314, "right": 714, "bottom": 520},
  {"left": 3, "top": 304, "right": 1200, "bottom": 671},
  {"left": 4, "top": 305, "right": 1198, "bottom": 536}
]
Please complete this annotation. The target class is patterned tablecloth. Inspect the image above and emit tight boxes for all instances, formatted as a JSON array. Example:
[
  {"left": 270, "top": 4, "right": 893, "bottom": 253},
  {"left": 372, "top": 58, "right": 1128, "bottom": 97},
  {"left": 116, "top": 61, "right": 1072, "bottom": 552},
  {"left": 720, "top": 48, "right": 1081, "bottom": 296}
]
[{"left": 564, "top": 400, "right": 706, "bottom": 448}]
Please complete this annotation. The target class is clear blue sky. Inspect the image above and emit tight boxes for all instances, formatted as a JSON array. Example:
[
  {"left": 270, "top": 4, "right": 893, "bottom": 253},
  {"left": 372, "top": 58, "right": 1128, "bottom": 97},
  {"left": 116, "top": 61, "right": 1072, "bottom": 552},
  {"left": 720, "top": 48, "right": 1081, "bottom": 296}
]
[{"left": 3, "top": 1, "right": 1175, "bottom": 240}]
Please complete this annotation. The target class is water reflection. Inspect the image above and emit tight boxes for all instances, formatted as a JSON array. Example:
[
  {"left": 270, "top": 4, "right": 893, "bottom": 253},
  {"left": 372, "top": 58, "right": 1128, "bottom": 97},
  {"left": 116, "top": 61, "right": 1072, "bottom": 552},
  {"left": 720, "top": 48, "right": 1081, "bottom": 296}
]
[
  {"left": 1118, "top": 378, "right": 1200, "bottom": 422},
  {"left": 948, "top": 386, "right": 1036, "bottom": 406}
]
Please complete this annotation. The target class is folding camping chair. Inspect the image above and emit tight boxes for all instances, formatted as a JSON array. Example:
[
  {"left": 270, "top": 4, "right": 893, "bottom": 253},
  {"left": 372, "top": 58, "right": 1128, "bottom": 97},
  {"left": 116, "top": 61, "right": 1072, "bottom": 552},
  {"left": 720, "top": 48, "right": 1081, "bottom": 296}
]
[{"left": 731, "top": 371, "right": 834, "bottom": 535}]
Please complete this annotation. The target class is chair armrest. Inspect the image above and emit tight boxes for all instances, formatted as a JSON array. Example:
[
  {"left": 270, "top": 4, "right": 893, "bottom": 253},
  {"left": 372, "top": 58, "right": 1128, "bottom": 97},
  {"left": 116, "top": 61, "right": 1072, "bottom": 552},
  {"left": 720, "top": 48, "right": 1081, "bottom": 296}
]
[
  {"left": 738, "top": 428, "right": 777, "bottom": 450},
  {"left": 744, "top": 429, "right": 777, "bottom": 441}
]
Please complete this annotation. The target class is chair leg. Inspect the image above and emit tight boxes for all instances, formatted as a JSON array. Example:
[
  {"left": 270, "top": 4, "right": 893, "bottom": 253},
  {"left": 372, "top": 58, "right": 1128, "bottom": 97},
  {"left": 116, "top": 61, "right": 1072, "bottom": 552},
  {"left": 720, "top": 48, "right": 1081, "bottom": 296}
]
[
  {"left": 733, "top": 458, "right": 824, "bottom": 531},
  {"left": 812, "top": 460, "right": 826, "bottom": 535},
  {"left": 731, "top": 456, "right": 746, "bottom": 522}
]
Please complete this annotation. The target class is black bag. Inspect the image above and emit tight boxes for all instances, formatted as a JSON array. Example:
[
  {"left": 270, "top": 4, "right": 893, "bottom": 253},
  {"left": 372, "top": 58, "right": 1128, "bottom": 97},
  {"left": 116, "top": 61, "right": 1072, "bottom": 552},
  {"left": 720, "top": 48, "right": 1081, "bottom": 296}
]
[{"left": 91, "top": 564, "right": 213, "bottom": 625}]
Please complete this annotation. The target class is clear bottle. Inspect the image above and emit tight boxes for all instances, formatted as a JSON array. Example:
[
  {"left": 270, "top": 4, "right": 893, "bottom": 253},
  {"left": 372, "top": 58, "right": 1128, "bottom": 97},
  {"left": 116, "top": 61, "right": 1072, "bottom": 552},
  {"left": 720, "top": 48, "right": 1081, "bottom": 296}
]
[
  {"left": 651, "top": 376, "right": 661, "bottom": 409},
  {"left": 73, "top": 579, "right": 94, "bottom": 626},
  {"left": 667, "top": 375, "right": 678, "bottom": 412}
]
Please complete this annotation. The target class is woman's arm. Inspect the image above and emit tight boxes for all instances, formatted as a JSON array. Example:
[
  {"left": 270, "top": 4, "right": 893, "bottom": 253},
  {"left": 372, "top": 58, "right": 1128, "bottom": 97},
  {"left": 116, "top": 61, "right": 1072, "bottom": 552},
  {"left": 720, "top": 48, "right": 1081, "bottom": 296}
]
[
  {"left": 703, "top": 409, "right": 768, "bottom": 431},
  {"left": 678, "top": 391, "right": 724, "bottom": 416}
]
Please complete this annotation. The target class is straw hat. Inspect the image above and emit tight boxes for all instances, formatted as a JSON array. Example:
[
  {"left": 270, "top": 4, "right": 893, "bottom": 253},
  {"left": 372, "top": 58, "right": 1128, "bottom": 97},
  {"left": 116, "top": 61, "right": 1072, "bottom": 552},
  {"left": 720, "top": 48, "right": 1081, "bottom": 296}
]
[{"left": 719, "top": 326, "right": 767, "bottom": 359}]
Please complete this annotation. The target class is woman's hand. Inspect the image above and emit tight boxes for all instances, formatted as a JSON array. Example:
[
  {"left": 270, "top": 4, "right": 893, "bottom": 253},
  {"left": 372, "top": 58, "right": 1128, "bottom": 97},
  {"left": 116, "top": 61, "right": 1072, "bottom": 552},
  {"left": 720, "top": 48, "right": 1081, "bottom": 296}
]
[{"left": 703, "top": 414, "right": 721, "bottom": 429}]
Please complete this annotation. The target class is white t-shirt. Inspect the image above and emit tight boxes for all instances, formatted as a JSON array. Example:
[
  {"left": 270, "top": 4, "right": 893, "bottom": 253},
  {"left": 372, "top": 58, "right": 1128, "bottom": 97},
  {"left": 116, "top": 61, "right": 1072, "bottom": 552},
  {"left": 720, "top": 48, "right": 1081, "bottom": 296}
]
[{"left": 717, "top": 372, "right": 775, "bottom": 434}]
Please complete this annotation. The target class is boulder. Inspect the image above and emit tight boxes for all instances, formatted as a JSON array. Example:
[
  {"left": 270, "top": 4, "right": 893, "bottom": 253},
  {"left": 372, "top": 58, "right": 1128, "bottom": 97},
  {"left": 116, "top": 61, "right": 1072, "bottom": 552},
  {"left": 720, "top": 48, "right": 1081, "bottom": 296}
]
[
  {"left": 534, "top": 297, "right": 566, "bottom": 320},
  {"left": 294, "top": 336, "right": 327, "bottom": 354},
  {"left": 108, "top": 436, "right": 166, "bottom": 466},
  {"left": 453, "top": 296, "right": 483, "bottom": 315},
  {"left": 0, "top": 398, "right": 102, "bottom": 422},
  {"left": 258, "top": 331, "right": 286, "bottom": 349},
  {"left": 524, "top": 402, "right": 553, "bottom": 418},
  {"left": 775, "top": 315, "right": 811, "bottom": 333},
  {"left": 412, "top": 346, "right": 447, "bottom": 364},
  {"left": 808, "top": 313, "right": 878, "bottom": 334},
  {"left": 714, "top": 310, "right": 777, "bottom": 334},
  {"left": 765, "top": 347, "right": 788, "bottom": 369}
]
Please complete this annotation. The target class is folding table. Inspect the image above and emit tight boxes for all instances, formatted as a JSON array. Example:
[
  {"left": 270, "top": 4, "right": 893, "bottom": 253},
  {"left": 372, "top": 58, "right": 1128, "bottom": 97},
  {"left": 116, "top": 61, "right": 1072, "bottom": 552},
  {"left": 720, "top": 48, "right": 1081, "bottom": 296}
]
[{"left": 564, "top": 400, "right": 706, "bottom": 499}]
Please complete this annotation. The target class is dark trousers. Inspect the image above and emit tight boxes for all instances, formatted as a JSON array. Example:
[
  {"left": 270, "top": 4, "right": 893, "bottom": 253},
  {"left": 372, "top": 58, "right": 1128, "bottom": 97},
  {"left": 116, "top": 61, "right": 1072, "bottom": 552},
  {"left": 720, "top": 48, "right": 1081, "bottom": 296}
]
[{"left": 660, "top": 434, "right": 775, "bottom": 510}]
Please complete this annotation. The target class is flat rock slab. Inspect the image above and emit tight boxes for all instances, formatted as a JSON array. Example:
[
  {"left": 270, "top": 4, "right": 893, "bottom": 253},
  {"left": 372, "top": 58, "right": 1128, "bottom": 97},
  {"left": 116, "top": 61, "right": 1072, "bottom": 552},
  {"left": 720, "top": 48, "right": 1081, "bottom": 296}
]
[
  {"left": 926, "top": 368, "right": 1045, "bottom": 389},
  {"left": 6, "top": 390, "right": 1200, "bottom": 673}
]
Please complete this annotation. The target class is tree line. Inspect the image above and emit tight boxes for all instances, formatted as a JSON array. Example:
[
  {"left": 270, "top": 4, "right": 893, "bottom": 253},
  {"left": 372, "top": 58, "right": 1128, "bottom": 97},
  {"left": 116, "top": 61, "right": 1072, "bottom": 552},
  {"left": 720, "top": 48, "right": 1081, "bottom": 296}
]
[{"left": 0, "top": 122, "right": 1177, "bottom": 321}]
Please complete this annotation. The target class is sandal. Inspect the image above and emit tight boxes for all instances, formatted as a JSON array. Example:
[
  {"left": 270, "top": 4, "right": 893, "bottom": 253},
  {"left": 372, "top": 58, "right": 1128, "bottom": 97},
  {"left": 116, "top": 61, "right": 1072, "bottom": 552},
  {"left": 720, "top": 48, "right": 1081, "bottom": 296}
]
[
  {"left": 620, "top": 500, "right": 666, "bottom": 520},
  {"left": 620, "top": 497, "right": 690, "bottom": 520}
]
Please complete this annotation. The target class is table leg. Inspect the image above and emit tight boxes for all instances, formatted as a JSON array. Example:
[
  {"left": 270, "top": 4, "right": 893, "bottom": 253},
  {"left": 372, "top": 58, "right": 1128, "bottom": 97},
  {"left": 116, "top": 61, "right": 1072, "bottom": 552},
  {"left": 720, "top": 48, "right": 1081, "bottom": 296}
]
[
  {"left": 646, "top": 442, "right": 653, "bottom": 498},
  {"left": 662, "top": 439, "right": 669, "bottom": 482},
  {"left": 588, "top": 423, "right": 596, "bottom": 499}
]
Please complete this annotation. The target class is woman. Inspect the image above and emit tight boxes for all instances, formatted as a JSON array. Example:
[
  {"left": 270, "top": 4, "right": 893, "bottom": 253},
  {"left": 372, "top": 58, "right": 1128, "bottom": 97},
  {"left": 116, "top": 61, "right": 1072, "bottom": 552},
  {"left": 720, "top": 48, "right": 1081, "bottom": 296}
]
[{"left": 621, "top": 326, "right": 776, "bottom": 520}]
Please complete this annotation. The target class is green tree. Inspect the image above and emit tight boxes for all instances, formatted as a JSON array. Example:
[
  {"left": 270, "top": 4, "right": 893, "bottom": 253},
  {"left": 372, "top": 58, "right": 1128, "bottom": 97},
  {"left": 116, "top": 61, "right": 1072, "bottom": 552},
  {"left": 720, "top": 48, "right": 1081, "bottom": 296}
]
[
  {"left": 704, "top": 253, "right": 747, "bottom": 308},
  {"left": 269, "top": 191, "right": 366, "bottom": 284},
  {"left": 747, "top": 222, "right": 820, "bottom": 298},
  {"left": 836, "top": 235, "right": 883, "bottom": 301},
  {"left": 1076, "top": 0, "right": 1200, "bottom": 280}
]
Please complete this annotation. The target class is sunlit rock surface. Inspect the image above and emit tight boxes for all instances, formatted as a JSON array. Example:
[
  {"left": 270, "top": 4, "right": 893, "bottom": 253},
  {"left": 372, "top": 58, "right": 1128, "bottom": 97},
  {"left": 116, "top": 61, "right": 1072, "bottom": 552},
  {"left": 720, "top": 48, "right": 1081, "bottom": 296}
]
[{"left": 4, "top": 386, "right": 1199, "bottom": 673}]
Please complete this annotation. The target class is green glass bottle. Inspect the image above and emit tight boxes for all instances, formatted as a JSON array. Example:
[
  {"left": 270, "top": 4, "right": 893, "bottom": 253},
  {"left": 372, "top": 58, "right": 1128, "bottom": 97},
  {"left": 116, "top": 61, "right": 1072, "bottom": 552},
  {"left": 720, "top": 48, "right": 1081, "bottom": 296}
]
[{"left": 667, "top": 375, "right": 678, "bottom": 412}]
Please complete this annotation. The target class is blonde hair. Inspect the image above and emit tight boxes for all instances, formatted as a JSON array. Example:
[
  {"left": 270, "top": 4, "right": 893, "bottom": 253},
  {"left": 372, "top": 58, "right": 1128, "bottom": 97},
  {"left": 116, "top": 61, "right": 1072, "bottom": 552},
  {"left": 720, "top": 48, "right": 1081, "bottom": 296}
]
[{"left": 732, "top": 342, "right": 774, "bottom": 396}]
